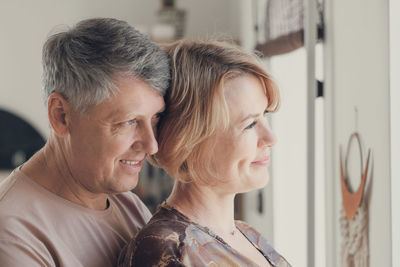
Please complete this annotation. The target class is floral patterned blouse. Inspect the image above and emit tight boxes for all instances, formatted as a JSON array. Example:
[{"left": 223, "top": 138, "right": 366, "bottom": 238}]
[{"left": 118, "top": 202, "right": 291, "bottom": 267}]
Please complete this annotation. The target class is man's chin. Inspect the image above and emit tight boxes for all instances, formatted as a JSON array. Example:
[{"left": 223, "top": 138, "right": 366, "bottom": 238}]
[{"left": 108, "top": 175, "right": 139, "bottom": 194}]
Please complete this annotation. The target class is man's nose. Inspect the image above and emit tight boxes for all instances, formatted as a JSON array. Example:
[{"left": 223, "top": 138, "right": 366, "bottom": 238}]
[{"left": 135, "top": 123, "right": 159, "bottom": 155}]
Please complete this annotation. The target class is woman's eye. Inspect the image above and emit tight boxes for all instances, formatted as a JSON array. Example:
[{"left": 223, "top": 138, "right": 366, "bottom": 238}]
[
  {"left": 152, "top": 113, "right": 161, "bottom": 122},
  {"left": 154, "top": 112, "right": 163, "bottom": 119},
  {"left": 245, "top": 121, "right": 257, "bottom": 130}
]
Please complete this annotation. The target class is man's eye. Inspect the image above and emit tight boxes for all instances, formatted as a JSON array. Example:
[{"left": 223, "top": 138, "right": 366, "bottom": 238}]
[
  {"left": 124, "top": 119, "right": 136, "bottom": 126},
  {"left": 245, "top": 121, "right": 257, "bottom": 130}
]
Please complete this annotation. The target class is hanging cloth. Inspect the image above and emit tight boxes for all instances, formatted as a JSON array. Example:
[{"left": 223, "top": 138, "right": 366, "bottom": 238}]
[
  {"left": 339, "top": 133, "right": 370, "bottom": 267},
  {"left": 255, "top": 0, "right": 324, "bottom": 57}
]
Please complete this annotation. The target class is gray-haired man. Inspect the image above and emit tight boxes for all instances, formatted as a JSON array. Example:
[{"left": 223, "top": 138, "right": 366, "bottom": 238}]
[{"left": 0, "top": 18, "right": 170, "bottom": 266}]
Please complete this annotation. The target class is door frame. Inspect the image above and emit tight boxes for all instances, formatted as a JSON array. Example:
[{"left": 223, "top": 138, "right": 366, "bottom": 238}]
[{"left": 390, "top": 0, "right": 399, "bottom": 265}]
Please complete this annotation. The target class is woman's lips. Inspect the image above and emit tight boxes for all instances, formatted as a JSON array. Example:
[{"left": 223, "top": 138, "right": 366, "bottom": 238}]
[{"left": 251, "top": 156, "right": 270, "bottom": 166}]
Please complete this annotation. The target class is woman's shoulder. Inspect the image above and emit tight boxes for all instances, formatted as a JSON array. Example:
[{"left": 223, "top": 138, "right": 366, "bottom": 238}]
[
  {"left": 235, "top": 220, "right": 291, "bottom": 267},
  {"left": 235, "top": 220, "right": 263, "bottom": 238},
  {"left": 118, "top": 205, "right": 189, "bottom": 267},
  {"left": 138, "top": 203, "right": 190, "bottom": 238},
  {"left": 235, "top": 220, "right": 272, "bottom": 250}
]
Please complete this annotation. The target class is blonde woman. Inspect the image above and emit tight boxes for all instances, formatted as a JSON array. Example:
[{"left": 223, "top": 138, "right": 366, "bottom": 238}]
[{"left": 119, "top": 40, "right": 291, "bottom": 267}]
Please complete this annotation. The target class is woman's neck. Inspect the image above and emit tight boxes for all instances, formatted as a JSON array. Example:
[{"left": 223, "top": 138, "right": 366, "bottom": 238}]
[{"left": 167, "top": 181, "right": 237, "bottom": 237}]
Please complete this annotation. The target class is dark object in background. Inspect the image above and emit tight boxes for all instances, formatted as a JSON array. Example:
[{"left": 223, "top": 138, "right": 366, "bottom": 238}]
[
  {"left": 0, "top": 109, "right": 45, "bottom": 170},
  {"left": 133, "top": 160, "right": 174, "bottom": 213}
]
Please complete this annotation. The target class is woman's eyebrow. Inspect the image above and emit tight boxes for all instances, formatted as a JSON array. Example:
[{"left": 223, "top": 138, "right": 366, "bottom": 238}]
[{"left": 240, "top": 113, "right": 260, "bottom": 123}]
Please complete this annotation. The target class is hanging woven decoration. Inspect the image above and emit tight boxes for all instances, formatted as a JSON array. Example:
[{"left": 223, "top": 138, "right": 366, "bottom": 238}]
[{"left": 339, "top": 133, "right": 370, "bottom": 267}]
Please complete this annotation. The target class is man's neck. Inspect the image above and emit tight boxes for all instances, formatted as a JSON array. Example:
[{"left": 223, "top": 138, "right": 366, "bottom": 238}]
[{"left": 21, "top": 138, "right": 109, "bottom": 211}]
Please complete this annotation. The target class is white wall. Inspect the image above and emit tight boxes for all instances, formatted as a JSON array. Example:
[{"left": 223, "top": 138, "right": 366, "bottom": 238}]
[
  {"left": 0, "top": 0, "right": 238, "bottom": 139},
  {"left": 390, "top": 0, "right": 400, "bottom": 265},
  {"left": 325, "top": 0, "right": 391, "bottom": 266},
  {"left": 177, "top": 0, "right": 239, "bottom": 40},
  {"left": 269, "top": 48, "right": 308, "bottom": 267}
]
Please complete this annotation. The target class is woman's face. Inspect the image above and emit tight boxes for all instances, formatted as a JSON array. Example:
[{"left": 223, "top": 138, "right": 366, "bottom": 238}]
[{"left": 211, "top": 74, "right": 277, "bottom": 194}]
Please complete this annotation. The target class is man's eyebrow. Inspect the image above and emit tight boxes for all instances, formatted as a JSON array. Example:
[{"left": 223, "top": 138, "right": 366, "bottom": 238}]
[
  {"left": 104, "top": 108, "right": 131, "bottom": 121},
  {"left": 103, "top": 106, "right": 142, "bottom": 122},
  {"left": 156, "top": 106, "right": 166, "bottom": 114}
]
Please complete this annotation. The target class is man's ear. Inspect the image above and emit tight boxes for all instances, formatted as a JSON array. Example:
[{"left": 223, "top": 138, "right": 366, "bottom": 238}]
[{"left": 47, "top": 92, "right": 72, "bottom": 137}]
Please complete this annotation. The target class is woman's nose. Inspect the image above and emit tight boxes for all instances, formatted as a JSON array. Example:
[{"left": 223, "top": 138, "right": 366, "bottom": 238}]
[{"left": 258, "top": 125, "right": 277, "bottom": 148}]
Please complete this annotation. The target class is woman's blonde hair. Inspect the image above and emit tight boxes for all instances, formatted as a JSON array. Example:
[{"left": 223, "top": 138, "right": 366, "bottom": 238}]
[{"left": 149, "top": 40, "right": 279, "bottom": 185}]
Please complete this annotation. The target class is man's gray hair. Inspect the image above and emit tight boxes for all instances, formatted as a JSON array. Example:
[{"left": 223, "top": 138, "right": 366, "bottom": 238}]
[{"left": 42, "top": 18, "right": 170, "bottom": 113}]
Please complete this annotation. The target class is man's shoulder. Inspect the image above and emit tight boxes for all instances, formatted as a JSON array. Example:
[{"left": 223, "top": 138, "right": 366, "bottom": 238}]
[
  {"left": 0, "top": 169, "right": 22, "bottom": 201},
  {"left": 0, "top": 170, "right": 35, "bottom": 215},
  {"left": 0, "top": 169, "right": 59, "bottom": 215},
  {"left": 109, "top": 191, "right": 152, "bottom": 226},
  {"left": 0, "top": 213, "right": 41, "bottom": 244},
  {"left": 110, "top": 190, "right": 143, "bottom": 206},
  {"left": 0, "top": 197, "right": 53, "bottom": 266},
  {"left": 0, "top": 170, "right": 57, "bottom": 242}
]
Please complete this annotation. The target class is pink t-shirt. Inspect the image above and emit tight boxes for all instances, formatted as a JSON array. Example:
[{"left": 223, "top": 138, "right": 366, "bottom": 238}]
[{"left": 0, "top": 168, "right": 151, "bottom": 267}]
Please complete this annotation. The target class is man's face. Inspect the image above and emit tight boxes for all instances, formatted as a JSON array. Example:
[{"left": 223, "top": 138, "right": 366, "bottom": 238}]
[{"left": 66, "top": 76, "right": 164, "bottom": 194}]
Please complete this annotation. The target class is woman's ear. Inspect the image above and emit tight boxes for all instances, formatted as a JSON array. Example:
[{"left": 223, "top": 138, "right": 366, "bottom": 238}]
[{"left": 47, "top": 92, "right": 72, "bottom": 137}]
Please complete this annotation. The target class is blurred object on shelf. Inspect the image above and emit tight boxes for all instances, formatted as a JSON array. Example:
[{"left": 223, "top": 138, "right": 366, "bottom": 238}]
[{"left": 156, "top": 0, "right": 186, "bottom": 41}]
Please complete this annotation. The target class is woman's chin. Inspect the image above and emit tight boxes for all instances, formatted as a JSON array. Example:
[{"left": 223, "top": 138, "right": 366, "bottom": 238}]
[
  {"left": 235, "top": 177, "right": 270, "bottom": 194},
  {"left": 250, "top": 174, "right": 271, "bottom": 191}
]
